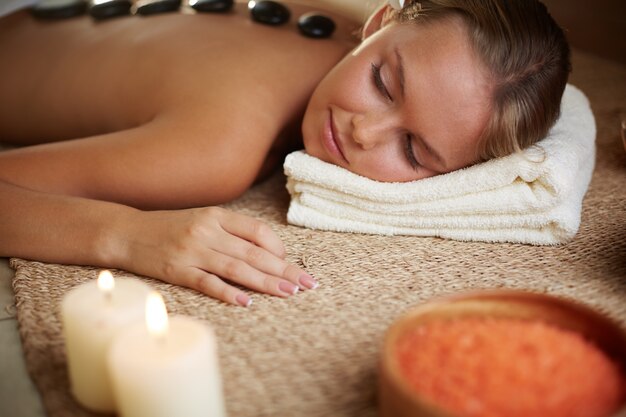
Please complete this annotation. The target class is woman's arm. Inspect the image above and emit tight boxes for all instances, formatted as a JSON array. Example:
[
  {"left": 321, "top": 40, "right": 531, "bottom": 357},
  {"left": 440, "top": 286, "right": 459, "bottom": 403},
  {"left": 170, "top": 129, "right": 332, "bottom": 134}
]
[
  {"left": 0, "top": 119, "right": 312, "bottom": 306},
  {"left": 1, "top": 110, "right": 271, "bottom": 208}
]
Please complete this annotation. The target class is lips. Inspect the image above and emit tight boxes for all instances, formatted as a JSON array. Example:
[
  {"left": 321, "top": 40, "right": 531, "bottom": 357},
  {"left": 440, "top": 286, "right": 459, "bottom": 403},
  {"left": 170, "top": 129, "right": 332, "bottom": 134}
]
[{"left": 324, "top": 109, "right": 348, "bottom": 163}]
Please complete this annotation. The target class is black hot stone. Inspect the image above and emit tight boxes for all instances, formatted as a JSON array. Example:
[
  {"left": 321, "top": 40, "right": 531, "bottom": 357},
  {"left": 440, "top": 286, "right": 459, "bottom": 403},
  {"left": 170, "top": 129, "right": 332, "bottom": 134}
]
[
  {"left": 297, "top": 13, "right": 336, "bottom": 39},
  {"left": 31, "top": 0, "right": 87, "bottom": 19},
  {"left": 135, "top": 0, "right": 181, "bottom": 15},
  {"left": 249, "top": 1, "right": 290, "bottom": 26},
  {"left": 89, "top": 0, "right": 131, "bottom": 20},
  {"left": 189, "top": 0, "right": 234, "bottom": 13}
]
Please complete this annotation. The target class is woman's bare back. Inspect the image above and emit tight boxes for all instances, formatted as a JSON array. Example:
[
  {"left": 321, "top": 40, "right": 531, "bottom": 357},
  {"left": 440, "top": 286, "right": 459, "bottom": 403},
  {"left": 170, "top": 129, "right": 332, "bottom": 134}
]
[{"left": 0, "top": 2, "right": 358, "bottom": 207}]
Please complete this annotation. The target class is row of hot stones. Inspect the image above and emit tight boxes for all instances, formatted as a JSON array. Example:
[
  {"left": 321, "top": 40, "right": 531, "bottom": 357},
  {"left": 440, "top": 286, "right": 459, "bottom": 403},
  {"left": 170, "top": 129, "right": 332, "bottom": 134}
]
[{"left": 30, "top": 0, "right": 337, "bottom": 38}]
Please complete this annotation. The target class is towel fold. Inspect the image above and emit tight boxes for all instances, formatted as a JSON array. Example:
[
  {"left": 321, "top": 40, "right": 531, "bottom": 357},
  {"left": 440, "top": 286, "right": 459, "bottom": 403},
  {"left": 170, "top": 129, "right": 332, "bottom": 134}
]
[{"left": 284, "top": 84, "right": 596, "bottom": 245}]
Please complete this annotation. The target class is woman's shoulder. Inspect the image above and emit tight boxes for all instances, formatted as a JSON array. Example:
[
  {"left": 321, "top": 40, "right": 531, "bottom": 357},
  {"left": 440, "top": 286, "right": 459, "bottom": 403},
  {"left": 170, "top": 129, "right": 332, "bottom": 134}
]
[{"left": 152, "top": 3, "right": 360, "bottom": 130}]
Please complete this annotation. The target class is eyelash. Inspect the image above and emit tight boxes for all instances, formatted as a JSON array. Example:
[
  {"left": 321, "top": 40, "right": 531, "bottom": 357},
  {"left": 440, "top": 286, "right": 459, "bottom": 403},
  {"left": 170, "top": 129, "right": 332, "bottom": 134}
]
[
  {"left": 371, "top": 63, "right": 393, "bottom": 102},
  {"left": 404, "top": 134, "right": 421, "bottom": 170},
  {"left": 371, "top": 63, "right": 419, "bottom": 170}
]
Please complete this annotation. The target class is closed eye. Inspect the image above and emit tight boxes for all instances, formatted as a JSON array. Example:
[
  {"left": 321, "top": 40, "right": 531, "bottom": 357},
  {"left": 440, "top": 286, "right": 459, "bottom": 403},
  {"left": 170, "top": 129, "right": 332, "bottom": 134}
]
[
  {"left": 404, "top": 134, "right": 421, "bottom": 171},
  {"left": 371, "top": 63, "right": 392, "bottom": 102}
]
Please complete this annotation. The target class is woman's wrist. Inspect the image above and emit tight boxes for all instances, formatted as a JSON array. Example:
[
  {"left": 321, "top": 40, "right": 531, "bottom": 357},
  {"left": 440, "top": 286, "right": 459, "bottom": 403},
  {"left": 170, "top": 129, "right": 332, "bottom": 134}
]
[{"left": 91, "top": 202, "right": 142, "bottom": 271}]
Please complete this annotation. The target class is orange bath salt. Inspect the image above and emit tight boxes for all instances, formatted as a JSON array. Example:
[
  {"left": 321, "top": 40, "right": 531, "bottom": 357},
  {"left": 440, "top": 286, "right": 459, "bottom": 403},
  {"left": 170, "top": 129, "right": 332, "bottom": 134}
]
[{"left": 395, "top": 317, "right": 626, "bottom": 417}]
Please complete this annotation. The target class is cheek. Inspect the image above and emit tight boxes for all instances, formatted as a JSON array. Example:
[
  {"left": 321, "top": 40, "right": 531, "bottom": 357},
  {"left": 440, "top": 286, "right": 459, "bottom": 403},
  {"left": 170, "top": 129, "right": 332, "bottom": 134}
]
[
  {"left": 302, "top": 67, "right": 359, "bottom": 147},
  {"left": 301, "top": 82, "right": 332, "bottom": 158},
  {"left": 301, "top": 102, "right": 320, "bottom": 155},
  {"left": 355, "top": 147, "right": 440, "bottom": 182},
  {"left": 355, "top": 148, "right": 406, "bottom": 180},
  {"left": 321, "top": 59, "right": 369, "bottom": 106}
]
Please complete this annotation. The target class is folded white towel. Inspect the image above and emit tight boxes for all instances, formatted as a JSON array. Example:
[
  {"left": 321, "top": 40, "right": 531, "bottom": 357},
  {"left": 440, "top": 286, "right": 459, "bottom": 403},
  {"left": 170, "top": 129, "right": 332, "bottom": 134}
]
[{"left": 284, "top": 84, "right": 596, "bottom": 245}]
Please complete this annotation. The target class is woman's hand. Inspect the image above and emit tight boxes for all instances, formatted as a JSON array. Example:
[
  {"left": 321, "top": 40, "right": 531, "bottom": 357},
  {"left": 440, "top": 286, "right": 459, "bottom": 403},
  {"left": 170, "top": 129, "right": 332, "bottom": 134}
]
[{"left": 116, "top": 207, "right": 317, "bottom": 307}]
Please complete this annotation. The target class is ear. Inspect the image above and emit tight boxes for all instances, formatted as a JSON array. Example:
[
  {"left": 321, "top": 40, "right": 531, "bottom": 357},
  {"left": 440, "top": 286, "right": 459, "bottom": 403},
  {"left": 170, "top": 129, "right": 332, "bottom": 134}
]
[{"left": 362, "top": 4, "right": 395, "bottom": 40}]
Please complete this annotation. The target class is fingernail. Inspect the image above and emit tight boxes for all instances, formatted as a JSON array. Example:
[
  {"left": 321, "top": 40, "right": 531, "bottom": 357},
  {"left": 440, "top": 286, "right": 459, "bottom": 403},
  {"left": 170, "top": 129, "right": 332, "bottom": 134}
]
[
  {"left": 236, "top": 293, "right": 252, "bottom": 307},
  {"left": 298, "top": 273, "right": 318, "bottom": 290},
  {"left": 279, "top": 281, "right": 299, "bottom": 295}
]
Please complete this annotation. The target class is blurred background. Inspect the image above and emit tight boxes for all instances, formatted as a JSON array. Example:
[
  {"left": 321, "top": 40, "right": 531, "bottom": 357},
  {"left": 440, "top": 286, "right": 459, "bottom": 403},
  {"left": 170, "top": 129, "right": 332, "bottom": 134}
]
[
  {"left": 330, "top": 0, "right": 626, "bottom": 65},
  {"left": 542, "top": 0, "right": 625, "bottom": 64}
]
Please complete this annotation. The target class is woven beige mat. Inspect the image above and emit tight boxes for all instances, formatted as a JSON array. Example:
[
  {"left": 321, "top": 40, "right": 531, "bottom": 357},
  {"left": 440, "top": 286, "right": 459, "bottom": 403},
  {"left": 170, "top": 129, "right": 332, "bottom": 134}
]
[{"left": 10, "top": 50, "right": 626, "bottom": 417}]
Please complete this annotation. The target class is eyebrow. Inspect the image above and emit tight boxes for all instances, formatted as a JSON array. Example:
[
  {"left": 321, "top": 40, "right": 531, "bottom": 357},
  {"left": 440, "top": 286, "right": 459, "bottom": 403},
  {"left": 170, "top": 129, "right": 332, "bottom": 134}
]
[{"left": 395, "top": 48, "right": 447, "bottom": 170}]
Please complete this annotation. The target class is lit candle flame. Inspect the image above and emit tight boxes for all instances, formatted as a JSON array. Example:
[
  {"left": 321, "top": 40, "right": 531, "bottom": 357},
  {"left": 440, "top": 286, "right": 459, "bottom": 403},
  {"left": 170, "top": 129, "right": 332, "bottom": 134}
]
[
  {"left": 97, "top": 270, "right": 115, "bottom": 299},
  {"left": 146, "top": 292, "right": 169, "bottom": 340}
]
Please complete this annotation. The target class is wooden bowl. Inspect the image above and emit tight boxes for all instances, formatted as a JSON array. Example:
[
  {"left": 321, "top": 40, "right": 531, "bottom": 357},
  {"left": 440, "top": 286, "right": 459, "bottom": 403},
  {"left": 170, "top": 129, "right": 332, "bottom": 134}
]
[{"left": 378, "top": 290, "right": 626, "bottom": 417}]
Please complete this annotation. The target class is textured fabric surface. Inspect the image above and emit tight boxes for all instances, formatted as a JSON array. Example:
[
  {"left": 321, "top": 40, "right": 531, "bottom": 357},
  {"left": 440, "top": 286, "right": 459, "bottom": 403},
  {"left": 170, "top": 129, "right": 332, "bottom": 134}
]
[{"left": 10, "top": 50, "right": 626, "bottom": 417}]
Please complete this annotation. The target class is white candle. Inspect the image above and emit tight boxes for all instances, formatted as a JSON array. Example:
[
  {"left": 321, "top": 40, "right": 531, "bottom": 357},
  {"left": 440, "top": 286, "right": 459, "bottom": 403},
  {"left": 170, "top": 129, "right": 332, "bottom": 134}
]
[
  {"left": 61, "top": 270, "right": 152, "bottom": 412},
  {"left": 108, "top": 292, "right": 226, "bottom": 417}
]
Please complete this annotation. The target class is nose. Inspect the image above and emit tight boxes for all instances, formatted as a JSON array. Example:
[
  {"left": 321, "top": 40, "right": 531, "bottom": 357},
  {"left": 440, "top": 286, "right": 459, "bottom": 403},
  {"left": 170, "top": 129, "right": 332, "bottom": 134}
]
[{"left": 351, "top": 112, "right": 394, "bottom": 150}]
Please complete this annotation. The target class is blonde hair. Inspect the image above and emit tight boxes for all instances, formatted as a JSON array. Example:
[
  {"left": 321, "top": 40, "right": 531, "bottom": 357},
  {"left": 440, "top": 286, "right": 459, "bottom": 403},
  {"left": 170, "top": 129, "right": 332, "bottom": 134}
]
[{"left": 391, "top": 0, "right": 571, "bottom": 160}]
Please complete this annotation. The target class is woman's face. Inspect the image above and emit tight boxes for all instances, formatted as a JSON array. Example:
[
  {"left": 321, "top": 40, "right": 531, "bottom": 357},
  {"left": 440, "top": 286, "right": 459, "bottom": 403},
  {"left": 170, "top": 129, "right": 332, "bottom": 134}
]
[{"left": 302, "top": 17, "right": 493, "bottom": 182}]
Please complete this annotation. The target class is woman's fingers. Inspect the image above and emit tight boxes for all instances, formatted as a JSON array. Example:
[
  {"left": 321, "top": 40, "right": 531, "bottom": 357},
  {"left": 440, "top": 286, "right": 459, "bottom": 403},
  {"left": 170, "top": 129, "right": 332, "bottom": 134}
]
[
  {"left": 215, "top": 208, "right": 286, "bottom": 258},
  {"left": 209, "top": 207, "right": 318, "bottom": 291},
  {"left": 200, "top": 249, "right": 301, "bottom": 297},
  {"left": 181, "top": 268, "right": 252, "bottom": 307},
  {"left": 215, "top": 231, "right": 318, "bottom": 291}
]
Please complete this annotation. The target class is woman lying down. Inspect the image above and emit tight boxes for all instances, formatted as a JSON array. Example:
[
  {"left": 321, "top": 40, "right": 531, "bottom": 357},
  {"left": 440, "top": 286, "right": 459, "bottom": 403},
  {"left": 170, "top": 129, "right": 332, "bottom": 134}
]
[{"left": 0, "top": 0, "right": 573, "bottom": 306}]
